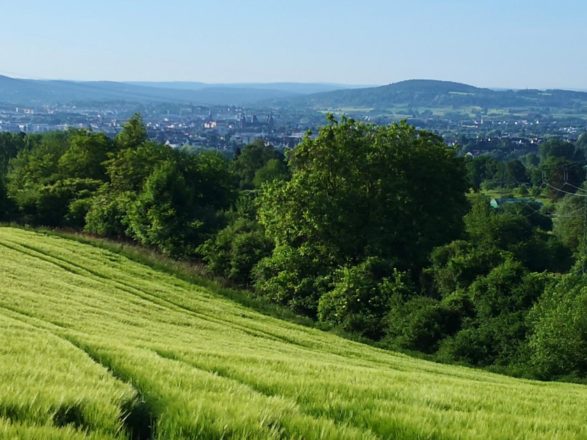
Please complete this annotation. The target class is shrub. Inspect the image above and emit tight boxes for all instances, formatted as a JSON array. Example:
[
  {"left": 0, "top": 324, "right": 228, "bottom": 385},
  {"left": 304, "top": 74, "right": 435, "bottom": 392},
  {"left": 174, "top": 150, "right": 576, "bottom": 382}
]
[
  {"left": 528, "top": 270, "right": 587, "bottom": 378},
  {"left": 428, "top": 241, "right": 507, "bottom": 297},
  {"left": 253, "top": 245, "right": 334, "bottom": 317},
  {"left": 387, "top": 294, "right": 465, "bottom": 353},
  {"left": 85, "top": 189, "right": 135, "bottom": 238},
  {"left": 199, "top": 218, "right": 273, "bottom": 286},
  {"left": 439, "top": 312, "right": 529, "bottom": 366},
  {"left": 318, "top": 258, "right": 409, "bottom": 339}
]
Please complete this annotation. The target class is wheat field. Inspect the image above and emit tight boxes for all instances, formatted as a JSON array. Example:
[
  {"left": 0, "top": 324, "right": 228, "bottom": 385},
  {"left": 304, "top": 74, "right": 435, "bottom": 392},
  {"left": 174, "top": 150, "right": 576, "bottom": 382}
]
[{"left": 0, "top": 227, "right": 586, "bottom": 439}]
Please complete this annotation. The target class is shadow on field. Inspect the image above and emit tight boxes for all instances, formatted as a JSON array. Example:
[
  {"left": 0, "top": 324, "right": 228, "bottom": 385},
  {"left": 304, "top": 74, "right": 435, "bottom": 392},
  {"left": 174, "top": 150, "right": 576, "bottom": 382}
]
[
  {"left": 58, "top": 335, "right": 156, "bottom": 440},
  {"left": 122, "top": 397, "right": 154, "bottom": 440}
]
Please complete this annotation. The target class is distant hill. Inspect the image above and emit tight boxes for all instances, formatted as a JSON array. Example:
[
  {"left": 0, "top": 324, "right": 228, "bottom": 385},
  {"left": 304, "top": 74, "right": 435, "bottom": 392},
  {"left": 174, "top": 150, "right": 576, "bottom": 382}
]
[
  {"left": 2, "top": 76, "right": 587, "bottom": 113},
  {"left": 0, "top": 75, "right": 358, "bottom": 106},
  {"left": 128, "top": 81, "right": 364, "bottom": 95},
  {"left": 276, "top": 79, "right": 587, "bottom": 112},
  {"left": 0, "top": 75, "right": 306, "bottom": 106}
]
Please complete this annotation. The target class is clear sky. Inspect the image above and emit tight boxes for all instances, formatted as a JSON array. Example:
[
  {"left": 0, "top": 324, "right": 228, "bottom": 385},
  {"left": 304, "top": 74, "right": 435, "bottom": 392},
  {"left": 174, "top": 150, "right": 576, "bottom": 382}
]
[{"left": 2, "top": 0, "right": 586, "bottom": 89}]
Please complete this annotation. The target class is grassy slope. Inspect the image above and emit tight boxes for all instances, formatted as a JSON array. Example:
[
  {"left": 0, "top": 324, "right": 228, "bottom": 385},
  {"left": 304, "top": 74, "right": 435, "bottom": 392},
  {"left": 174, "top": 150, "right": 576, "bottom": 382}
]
[{"left": 0, "top": 227, "right": 586, "bottom": 439}]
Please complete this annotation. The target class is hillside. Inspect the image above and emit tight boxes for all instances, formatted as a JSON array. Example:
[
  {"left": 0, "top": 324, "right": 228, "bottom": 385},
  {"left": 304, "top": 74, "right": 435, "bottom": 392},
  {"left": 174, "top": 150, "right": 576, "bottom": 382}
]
[
  {"left": 0, "top": 227, "right": 586, "bottom": 439},
  {"left": 0, "top": 76, "right": 360, "bottom": 107},
  {"left": 0, "top": 76, "right": 302, "bottom": 106},
  {"left": 278, "top": 79, "right": 587, "bottom": 112}
]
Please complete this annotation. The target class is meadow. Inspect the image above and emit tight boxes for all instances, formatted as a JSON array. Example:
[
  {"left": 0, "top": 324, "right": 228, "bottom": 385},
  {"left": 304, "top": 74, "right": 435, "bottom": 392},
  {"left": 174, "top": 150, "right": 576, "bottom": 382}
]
[{"left": 0, "top": 226, "right": 586, "bottom": 439}]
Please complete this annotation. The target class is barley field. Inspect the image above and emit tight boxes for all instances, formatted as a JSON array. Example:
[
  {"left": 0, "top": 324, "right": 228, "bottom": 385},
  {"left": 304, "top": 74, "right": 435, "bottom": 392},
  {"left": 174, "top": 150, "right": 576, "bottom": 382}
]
[{"left": 0, "top": 227, "right": 586, "bottom": 439}]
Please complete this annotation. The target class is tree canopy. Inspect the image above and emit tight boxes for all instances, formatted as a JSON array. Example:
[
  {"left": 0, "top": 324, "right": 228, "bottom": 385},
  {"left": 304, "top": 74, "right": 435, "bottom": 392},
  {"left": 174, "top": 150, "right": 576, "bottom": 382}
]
[{"left": 255, "top": 117, "right": 468, "bottom": 317}]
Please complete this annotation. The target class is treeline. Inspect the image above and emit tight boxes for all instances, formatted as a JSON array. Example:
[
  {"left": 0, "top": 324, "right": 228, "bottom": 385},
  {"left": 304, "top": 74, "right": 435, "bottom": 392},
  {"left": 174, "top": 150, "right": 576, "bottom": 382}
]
[{"left": 1, "top": 114, "right": 586, "bottom": 381}]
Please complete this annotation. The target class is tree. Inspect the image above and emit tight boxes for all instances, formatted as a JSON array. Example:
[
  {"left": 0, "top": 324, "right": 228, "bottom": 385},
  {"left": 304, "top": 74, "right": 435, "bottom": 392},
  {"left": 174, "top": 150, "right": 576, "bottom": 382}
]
[
  {"left": 539, "top": 139, "right": 583, "bottom": 163},
  {"left": 387, "top": 295, "right": 464, "bottom": 353},
  {"left": 58, "top": 130, "right": 114, "bottom": 180},
  {"left": 256, "top": 117, "right": 468, "bottom": 316},
  {"left": 529, "top": 270, "right": 587, "bottom": 378},
  {"left": 540, "top": 157, "right": 585, "bottom": 199},
  {"left": 252, "top": 158, "right": 289, "bottom": 188},
  {"left": 464, "top": 155, "right": 498, "bottom": 190},
  {"left": 439, "top": 264, "right": 553, "bottom": 367},
  {"left": 84, "top": 188, "right": 135, "bottom": 238},
  {"left": 0, "top": 133, "right": 25, "bottom": 220},
  {"left": 105, "top": 141, "right": 173, "bottom": 192},
  {"left": 577, "top": 132, "right": 587, "bottom": 152},
  {"left": 427, "top": 240, "right": 507, "bottom": 297},
  {"left": 233, "top": 140, "right": 284, "bottom": 189},
  {"left": 199, "top": 217, "right": 273, "bottom": 286},
  {"left": 6, "top": 132, "right": 71, "bottom": 225},
  {"left": 553, "top": 193, "right": 587, "bottom": 253},
  {"left": 115, "top": 113, "right": 148, "bottom": 150},
  {"left": 126, "top": 151, "right": 235, "bottom": 257},
  {"left": 318, "top": 258, "right": 410, "bottom": 339}
]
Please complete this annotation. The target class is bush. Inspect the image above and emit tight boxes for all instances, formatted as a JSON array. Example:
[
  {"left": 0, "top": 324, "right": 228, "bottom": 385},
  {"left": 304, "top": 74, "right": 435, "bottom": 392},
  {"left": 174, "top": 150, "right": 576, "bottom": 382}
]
[
  {"left": 387, "top": 293, "right": 466, "bottom": 353},
  {"left": 528, "top": 270, "right": 587, "bottom": 378},
  {"left": 318, "top": 258, "right": 409, "bottom": 339},
  {"left": 253, "top": 245, "right": 334, "bottom": 317},
  {"left": 439, "top": 312, "right": 529, "bottom": 366},
  {"left": 437, "top": 266, "right": 555, "bottom": 367},
  {"left": 199, "top": 218, "right": 273, "bottom": 286},
  {"left": 428, "top": 241, "right": 507, "bottom": 297},
  {"left": 85, "top": 189, "right": 135, "bottom": 238}
]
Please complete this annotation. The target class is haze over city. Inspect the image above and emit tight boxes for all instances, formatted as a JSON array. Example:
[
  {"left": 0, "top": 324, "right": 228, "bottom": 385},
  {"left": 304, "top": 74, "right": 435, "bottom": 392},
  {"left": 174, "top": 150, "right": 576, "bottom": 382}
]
[{"left": 3, "top": 0, "right": 587, "bottom": 89}]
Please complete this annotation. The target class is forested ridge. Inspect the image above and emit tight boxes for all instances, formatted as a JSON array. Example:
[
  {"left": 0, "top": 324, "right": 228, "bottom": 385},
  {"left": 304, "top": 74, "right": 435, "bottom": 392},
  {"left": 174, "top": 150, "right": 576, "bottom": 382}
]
[{"left": 1, "top": 114, "right": 586, "bottom": 381}]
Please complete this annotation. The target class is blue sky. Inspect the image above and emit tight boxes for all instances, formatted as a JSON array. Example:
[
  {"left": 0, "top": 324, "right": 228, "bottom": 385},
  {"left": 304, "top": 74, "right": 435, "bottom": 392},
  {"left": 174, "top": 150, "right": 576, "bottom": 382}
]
[{"left": 2, "top": 0, "right": 586, "bottom": 88}]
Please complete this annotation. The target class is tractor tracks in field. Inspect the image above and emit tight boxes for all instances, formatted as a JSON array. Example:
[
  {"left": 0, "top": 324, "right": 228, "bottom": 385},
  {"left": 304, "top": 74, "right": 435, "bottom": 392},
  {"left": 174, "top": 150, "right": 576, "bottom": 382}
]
[
  {"left": 0, "top": 239, "right": 316, "bottom": 351},
  {"left": 152, "top": 349, "right": 380, "bottom": 440},
  {"left": 0, "top": 305, "right": 155, "bottom": 440}
]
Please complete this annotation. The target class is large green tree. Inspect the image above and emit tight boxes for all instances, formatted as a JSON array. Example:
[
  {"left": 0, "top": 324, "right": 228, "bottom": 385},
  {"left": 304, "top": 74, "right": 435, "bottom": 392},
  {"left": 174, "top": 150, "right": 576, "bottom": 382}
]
[
  {"left": 233, "top": 140, "right": 285, "bottom": 189},
  {"left": 126, "top": 150, "right": 235, "bottom": 257},
  {"left": 529, "top": 269, "right": 587, "bottom": 378},
  {"left": 255, "top": 117, "right": 468, "bottom": 315}
]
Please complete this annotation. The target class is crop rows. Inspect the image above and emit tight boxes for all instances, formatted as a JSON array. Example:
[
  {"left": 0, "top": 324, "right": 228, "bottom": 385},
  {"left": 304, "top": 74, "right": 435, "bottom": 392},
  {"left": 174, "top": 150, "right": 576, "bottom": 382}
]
[{"left": 0, "top": 227, "right": 586, "bottom": 439}]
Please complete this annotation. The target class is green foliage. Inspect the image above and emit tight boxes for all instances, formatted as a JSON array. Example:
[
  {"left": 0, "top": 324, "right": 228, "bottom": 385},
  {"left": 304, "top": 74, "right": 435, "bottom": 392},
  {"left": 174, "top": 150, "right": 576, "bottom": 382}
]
[
  {"left": 439, "top": 312, "right": 528, "bottom": 367},
  {"left": 465, "top": 155, "right": 498, "bottom": 190},
  {"left": 529, "top": 270, "right": 587, "bottom": 378},
  {"left": 3, "top": 227, "right": 587, "bottom": 439},
  {"left": 318, "top": 258, "right": 409, "bottom": 339},
  {"left": 105, "top": 141, "right": 173, "bottom": 192},
  {"left": 577, "top": 132, "right": 587, "bottom": 151},
  {"left": 34, "top": 178, "right": 102, "bottom": 227},
  {"left": 253, "top": 244, "right": 334, "bottom": 316},
  {"left": 84, "top": 188, "right": 135, "bottom": 238},
  {"left": 553, "top": 193, "right": 586, "bottom": 252},
  {"left": 198, "top": 216, "right": 273, "bottom": 286},
  {"left": 5, "top": 131, "right": 107, "bottom": 226},
  {"left": 258, "top": 118, "right": 468, "bottom": 316},
  {"left": 114, "top": 113, "right": 147, "bottom": 149},
  {"left": 539, "top": 138, "right": 584, "bottom": 162},
  {"left": 465, "top": 195, "right": 532, "bottom": 248},
  {"left": 126, "top": 151, "right": 235, "bottom": 258},
  {"left": 58, "top": 131, "right": 114, "bottom": 180},
  {"left": 3, "top": 114, "right": 237, "bottom": 259},
  {"left": 541, "top": 156, "right": 585, "bottom": 199},
  {"left": 252, "top": 158, "right": 290, "bottom": 188},
  {"left": 0, "top": 133, "right": 26, "bottom": 219},
  {"left": 441, "top": 265, "right": 554, "bottom": 367},
  {"left": 428, "top": 240, "right": 507, "bottom": 297},
  {"left": 462, "top": 195, "right": 571, "bottom": 273},
  {"left": 467, "top": 259, "right": 534, "bottom": 318},
  {"left": 233, "top": 140, "right": 285, "bottom": 189},
  {"left": 387, "top": 295, "right": 464, "bottom": 353}
]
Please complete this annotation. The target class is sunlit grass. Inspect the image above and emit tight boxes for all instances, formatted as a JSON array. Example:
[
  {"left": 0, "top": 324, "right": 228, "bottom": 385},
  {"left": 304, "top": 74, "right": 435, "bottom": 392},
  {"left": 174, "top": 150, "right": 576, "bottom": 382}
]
[{"left": 0, "top": 226, "right": 586, "bottom": 439}]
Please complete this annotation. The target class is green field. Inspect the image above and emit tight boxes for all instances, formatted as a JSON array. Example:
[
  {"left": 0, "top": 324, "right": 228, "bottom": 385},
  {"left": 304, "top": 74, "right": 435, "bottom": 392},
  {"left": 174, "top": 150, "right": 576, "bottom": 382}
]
[{"left": 1, "top": 227, "right": 586, "bottom": 439}]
